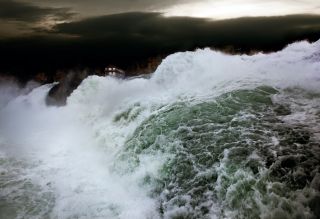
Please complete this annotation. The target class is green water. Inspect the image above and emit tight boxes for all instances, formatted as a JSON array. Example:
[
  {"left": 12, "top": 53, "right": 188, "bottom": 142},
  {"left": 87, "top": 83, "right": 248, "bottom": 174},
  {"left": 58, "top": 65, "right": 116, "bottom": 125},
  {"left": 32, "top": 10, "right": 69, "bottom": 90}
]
[
  {"left": 0, "top": 85, "right": 319, "bottom": 219},
  {"left": 113, "top": 86, "right": 320, "bottom": 219}
]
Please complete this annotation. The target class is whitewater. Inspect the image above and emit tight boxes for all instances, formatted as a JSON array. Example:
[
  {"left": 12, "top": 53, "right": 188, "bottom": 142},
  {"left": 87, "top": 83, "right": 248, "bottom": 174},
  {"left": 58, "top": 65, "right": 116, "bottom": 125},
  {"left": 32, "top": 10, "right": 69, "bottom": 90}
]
[{"left": 0, "top": 40, "right": 320, "bottom": 219}]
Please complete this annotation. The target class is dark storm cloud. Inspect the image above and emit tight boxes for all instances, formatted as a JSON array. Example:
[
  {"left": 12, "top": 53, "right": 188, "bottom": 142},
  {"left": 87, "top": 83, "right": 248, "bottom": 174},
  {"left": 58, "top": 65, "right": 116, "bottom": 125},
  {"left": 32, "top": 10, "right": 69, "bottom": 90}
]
[
  {"left": 21, "top": 0, "right": 195, "bottom": 15},
  {"left": 1, "top": 13, "right": 320, "bottom": 81},
  {"left": 0, "top": 0, "right": 74, "bottom": 22},
  {"left": 64, "top": 0, "right": 190, "bottom": 11},
  {"left": 53, "top": 12, "right": 320, "bottom": 48}
]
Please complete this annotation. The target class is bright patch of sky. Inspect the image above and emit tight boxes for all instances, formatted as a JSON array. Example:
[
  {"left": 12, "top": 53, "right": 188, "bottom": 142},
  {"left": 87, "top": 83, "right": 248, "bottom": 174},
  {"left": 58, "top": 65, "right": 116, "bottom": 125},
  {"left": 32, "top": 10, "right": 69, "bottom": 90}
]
[{"left": 162, "top": 0, "right": 320, "bottom": 19}]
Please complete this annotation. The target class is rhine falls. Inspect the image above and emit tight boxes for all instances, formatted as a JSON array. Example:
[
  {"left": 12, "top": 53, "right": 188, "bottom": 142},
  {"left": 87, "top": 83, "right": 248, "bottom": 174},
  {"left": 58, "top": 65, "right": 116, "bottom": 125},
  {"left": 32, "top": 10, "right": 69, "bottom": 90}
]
[{"left": 0, "top": 40, "right": 320, "bottom": 219}]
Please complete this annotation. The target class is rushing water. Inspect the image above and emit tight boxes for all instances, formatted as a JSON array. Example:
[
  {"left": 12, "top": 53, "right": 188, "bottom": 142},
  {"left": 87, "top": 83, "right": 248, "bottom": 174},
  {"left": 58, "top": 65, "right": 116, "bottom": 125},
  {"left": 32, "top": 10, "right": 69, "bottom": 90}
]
[{"left": 0, "top": 40, "right": 320, "bottom": 219}]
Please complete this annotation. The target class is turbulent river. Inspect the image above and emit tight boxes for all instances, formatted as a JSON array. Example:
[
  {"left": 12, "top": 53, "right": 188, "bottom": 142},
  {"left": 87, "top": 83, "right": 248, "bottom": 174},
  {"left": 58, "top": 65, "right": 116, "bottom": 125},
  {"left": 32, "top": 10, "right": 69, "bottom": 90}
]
[{"left": 0, "top": 40, "right": 320, "bottom": 219}]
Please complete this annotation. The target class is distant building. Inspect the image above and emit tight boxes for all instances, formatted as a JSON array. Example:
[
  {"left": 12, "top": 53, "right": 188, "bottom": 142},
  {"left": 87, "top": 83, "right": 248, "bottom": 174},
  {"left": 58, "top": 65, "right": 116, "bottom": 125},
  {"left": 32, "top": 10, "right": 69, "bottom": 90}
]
[{"left": 104, "top": 65, "right": 125, "bottom": 78}]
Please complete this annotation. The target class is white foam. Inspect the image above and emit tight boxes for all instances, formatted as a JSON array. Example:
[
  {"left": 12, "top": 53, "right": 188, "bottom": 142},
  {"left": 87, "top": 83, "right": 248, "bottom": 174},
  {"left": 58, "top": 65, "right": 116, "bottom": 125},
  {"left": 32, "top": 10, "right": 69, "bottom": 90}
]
[{"left": 0, "top": 39, "right": 320, "bottom": 218}]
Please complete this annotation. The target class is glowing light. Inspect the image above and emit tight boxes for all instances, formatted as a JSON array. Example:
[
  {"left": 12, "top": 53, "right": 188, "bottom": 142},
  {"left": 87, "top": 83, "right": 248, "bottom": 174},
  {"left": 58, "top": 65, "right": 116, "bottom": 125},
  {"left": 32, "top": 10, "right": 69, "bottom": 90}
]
[
  {"left": 34, "top": 15, "right": 69, "bottom": 31},
  {"left": 162, "top": 0, "right": 320, "bottom": 19}
]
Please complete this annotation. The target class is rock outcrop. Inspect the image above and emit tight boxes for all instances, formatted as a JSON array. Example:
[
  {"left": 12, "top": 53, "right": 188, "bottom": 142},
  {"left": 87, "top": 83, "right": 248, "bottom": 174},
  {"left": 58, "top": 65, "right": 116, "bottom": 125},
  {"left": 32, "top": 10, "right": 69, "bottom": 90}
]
[{"left": 46, "top": 71, "right": 88, "bottom": 106}]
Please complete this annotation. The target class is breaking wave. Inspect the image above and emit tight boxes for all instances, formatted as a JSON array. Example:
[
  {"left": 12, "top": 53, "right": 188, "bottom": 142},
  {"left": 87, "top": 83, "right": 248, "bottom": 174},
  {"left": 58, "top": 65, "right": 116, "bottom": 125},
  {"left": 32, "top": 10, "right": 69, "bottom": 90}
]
[{"left": 0, "top": 40, "right": 320, "bottom": 219}]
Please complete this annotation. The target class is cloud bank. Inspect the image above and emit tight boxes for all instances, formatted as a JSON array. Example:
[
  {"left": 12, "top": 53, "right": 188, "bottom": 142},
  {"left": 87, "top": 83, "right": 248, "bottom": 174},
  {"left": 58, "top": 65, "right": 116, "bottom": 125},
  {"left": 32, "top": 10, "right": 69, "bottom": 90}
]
[
  {"left": 0, "top": 0, "right": 73, "bottom": 22},
  {"left": 0, "top": 13, "right": 320, "bottom": 80}
]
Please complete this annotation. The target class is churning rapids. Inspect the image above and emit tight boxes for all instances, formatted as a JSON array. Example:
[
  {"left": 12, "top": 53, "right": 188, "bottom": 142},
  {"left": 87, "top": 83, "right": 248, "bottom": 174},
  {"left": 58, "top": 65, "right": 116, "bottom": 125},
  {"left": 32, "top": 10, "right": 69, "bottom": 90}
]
[{"left": 1, "top": 40, "right": 320, "bottom": 219}]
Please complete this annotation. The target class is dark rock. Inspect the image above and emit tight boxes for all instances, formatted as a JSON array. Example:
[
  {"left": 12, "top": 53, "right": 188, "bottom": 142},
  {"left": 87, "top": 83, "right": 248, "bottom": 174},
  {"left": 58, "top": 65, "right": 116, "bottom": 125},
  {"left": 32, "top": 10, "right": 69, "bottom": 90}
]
[{"left": 46, "top": 71, "right": 88, "bottom": 106}]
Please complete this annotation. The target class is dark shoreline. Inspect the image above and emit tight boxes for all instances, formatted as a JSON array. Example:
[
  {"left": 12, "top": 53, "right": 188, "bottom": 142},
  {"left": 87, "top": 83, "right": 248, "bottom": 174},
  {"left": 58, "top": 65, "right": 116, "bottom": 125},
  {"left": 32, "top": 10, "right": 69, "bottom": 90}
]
[
  {"left": 1, "top": 37, "right": 319, "bottom": 84},
  {"left": 1, "top": 13, "right": 320, "bottom": 84},
  {"left": 1, "top": 37, "right": 320, "bottom": 106}
]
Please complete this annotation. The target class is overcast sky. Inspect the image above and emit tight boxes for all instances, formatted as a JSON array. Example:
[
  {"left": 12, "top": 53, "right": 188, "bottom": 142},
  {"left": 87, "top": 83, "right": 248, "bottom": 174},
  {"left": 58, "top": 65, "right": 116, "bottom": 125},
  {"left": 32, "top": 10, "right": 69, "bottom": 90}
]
[
  {"left": 18, "top": 0, "right": 320, "bottom": 18},
  {"left": 1, "top": 0, "right": 320, "bottom": 37},
  {"left": 1, "top": 0, "right": 320, "bottom": 79}
]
